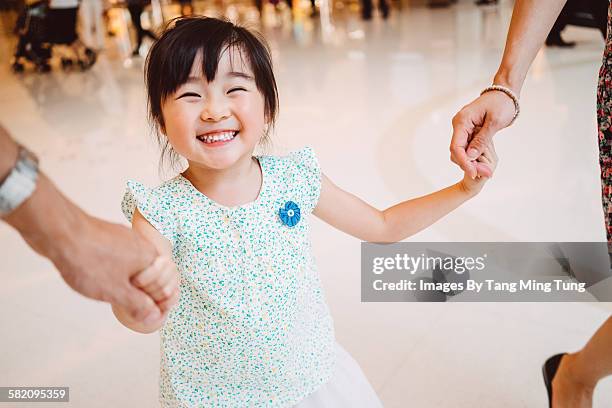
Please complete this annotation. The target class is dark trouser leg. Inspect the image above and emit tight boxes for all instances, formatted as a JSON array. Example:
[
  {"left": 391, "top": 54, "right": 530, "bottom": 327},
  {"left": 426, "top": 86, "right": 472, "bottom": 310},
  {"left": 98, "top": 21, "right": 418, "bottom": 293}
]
[
  {"left": 128, "top": 5, "right": 144, "bottom": 51},
  {"left": 143, "top": 29, "right": 157, "bottom": 41},
  {"left": 361, "top": 0, "right": 373, "bottom": 19},
  {"left": 547, "top": 1, "right": 571, "bottom": 41},
  {"left": 379, "top": 0, "right": 389, "bottom": 18},
  {"left": 588, "top": 0, "right": 610, "bottom": 39}
]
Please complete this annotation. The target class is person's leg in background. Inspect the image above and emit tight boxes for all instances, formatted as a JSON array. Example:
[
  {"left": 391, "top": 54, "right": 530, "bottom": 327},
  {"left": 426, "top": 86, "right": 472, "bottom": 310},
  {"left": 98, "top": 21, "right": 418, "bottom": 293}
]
[
  {"left": 179, "top": 0, "right": 193, "bottom": 16},
  {"left": 80, "top": 0, "right": 105, "bottom": 50},
  {"left": 309, "top": 0, "right": 317, "bottom": 16},
  {"left": 588, "top": 0, "right": 610, "bottom": 39},
  {"left": 378, "top": 0, "right": 389, "bottom": 19},
  {"left": 475, "top": 0, "right": 497, "bottom": 6},
  {"left": 360, "top": 0, "right": 388, "bottom": 20},
  {"left": 361, "top": 0, "right": 373, "bottom": 20},
  {"left": 92, "top": 0, "right": 105, "bottom": 49},
  {"left": 141, "top": 24, "right": 157, "bottom": 42},
  {"left": 552, "top": 318, "right": 612, "bottom": 407},
  {"left": 80, "top": 0, "right": 94, "bottom": 49},
  {"left": 128, "top": 2, "right": 157, "bottom": 56},
  {"left": 127, "top": 4, "right": 145, "bottom": 55},
  {"left": 545, "top": 0, "right": 576, "bottom": 47}
]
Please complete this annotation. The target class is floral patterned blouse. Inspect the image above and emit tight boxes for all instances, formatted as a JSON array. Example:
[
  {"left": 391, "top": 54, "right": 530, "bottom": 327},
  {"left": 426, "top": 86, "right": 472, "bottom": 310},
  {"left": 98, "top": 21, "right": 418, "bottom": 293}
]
[{"left": 121, "top": 146, "right": 336, "bottom": 407}]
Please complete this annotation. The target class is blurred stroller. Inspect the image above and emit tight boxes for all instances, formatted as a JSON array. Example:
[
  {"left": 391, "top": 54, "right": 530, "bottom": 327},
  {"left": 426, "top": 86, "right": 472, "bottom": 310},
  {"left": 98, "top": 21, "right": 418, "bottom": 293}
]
[{"left": 12, "top": 0, "right": 97, "bottom": 73}]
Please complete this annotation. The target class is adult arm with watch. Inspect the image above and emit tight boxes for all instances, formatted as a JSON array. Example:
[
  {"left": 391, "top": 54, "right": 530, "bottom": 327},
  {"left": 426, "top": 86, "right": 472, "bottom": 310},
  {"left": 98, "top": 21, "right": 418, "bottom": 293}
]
[
  {"left": 0, "top": 123, "right": 176, "bottom": 325},
  {"left": 450, "top": 0, "right": 567, "bottom": 179}
]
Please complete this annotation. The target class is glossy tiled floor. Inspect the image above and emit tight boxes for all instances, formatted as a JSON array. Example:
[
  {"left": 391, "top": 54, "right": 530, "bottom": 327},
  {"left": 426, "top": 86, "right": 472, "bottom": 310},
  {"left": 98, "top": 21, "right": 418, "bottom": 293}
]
[{"left": 1, "top": 0, "right": 612, "bottom": 406}]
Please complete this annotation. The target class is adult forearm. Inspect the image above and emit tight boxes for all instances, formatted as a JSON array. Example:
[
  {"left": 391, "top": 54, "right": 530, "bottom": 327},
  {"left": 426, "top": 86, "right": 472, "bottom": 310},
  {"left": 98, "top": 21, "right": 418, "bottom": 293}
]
[
  {"left": 3, "top": 173, "right": 87, "bottom": 264},
  {"left": 381, "top": 183, "right": 476, "bottom": 243},
  {"left": 494, "top": 0, "right": 568, "bottom": 94}
]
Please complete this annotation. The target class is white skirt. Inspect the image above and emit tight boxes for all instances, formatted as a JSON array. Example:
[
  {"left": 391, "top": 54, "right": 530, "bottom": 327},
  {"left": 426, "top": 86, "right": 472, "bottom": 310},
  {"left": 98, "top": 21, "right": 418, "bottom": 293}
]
[{"left": 295, "top": 343, "right": 384, "bottom": 407}]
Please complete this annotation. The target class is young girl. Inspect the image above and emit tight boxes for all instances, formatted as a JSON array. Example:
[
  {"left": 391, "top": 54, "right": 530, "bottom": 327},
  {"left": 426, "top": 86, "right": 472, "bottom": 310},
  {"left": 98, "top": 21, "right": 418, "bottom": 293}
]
[{"left": 113, "top": 16, "right": 497, "bottom": 407}]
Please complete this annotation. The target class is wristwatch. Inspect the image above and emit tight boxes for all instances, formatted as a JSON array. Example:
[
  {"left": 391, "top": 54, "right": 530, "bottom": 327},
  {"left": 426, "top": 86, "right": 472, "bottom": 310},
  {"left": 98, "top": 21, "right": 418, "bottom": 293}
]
[{"left": 0, "top": 145, "right": 39, "bottom": 216}]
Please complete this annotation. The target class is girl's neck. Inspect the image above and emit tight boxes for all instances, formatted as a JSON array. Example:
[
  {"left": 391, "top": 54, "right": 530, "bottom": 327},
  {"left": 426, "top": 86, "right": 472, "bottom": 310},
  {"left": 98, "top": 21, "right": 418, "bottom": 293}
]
[{"left": 182, "top": 154, "right": 262, "bottom": 207}]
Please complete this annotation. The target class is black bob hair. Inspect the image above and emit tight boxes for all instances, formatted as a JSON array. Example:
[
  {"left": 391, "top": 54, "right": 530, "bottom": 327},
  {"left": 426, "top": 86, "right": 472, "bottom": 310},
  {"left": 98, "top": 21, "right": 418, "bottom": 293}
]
[{"left": 144, "top": 16, "right": 279, "bottom": 170}]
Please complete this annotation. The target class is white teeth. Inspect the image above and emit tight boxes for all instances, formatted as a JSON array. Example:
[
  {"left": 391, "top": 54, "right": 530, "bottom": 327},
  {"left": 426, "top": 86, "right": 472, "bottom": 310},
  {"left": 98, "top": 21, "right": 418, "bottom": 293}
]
[{"left": 198, "top": 131, "right": 237, "bottom": 143}]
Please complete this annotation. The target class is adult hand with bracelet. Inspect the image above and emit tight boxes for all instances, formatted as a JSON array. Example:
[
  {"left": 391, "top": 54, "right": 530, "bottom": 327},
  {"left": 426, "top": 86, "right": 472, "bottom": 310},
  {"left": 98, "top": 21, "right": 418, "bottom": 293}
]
[
  {"left": 450, "top": 0, "right": 570, "bottom": 180},
  {"left": 0, "top": 123, "right": 172, "bottom": 325},
  {"left": 451, "top": 86, "right": 518, "bottom": 179}
]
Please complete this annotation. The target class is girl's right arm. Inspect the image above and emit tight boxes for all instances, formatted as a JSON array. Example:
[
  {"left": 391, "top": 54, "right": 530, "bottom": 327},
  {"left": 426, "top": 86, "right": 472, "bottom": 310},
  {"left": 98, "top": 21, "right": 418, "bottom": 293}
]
[{"left": 112, "top": 209, "right": 179, "bottom": 334}]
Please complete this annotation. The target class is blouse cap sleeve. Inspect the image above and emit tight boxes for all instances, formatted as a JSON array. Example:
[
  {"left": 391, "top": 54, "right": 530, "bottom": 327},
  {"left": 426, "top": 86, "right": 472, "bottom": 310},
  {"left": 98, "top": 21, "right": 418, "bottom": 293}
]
[
  {"left": 121, "top": 180, "right": 177, "bottom": 246},
  {"left": 287, "top": 146, "right": 322, "bottom": 213}
]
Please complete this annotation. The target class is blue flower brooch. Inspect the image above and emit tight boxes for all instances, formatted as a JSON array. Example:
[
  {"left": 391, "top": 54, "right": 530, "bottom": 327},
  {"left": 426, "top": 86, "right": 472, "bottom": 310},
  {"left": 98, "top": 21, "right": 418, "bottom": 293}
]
[{"left": 278, "top": 200, "right": 301, "bottom": 227}]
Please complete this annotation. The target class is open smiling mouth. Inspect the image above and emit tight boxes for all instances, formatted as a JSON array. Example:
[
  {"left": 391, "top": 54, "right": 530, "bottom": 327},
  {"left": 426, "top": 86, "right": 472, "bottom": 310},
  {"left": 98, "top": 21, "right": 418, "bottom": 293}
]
[{"left": 196, "top": 130, "right": 239, "bottom": 145}]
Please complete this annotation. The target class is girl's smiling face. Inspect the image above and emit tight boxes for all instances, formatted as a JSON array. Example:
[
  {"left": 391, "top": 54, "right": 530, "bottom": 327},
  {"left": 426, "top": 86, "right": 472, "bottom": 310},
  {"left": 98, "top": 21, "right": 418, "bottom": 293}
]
[{"left": 161, "top": 48, "right": 267, "bottom": 170}]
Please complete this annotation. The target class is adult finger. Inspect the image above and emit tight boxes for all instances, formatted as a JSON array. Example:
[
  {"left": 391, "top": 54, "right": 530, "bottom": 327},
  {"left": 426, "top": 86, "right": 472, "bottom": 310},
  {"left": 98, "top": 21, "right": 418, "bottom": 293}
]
[
  {"left": 465, "top": 121, "right": 497, "bottom": 160},
  {"left": 450, "top": 115, "right": 477, "bottom": 179},
  {"left": 477, "top": 149, "right": 492, "bottom": 165},
  {"left": 112, "top": 282, "right": 162, "bottom": 322}
]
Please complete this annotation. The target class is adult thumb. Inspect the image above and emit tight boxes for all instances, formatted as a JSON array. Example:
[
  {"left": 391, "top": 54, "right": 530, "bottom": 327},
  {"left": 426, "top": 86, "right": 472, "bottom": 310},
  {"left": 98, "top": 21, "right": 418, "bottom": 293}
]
[{"left": 466, "top": 122, "right": 495, "bottom": 159}]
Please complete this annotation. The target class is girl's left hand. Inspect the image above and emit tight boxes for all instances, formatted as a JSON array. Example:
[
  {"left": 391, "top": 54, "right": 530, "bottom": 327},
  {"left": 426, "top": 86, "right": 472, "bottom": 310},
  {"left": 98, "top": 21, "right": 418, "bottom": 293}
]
[{"left": 460, "top": 140, "right": 498, "bottom": 195}]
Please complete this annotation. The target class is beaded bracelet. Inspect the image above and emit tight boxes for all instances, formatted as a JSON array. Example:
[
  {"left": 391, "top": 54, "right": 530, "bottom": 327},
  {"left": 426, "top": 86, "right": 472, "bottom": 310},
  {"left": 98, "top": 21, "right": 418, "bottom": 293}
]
[{"left": 480, "top": 84, "right": 520, "bottom": 126}]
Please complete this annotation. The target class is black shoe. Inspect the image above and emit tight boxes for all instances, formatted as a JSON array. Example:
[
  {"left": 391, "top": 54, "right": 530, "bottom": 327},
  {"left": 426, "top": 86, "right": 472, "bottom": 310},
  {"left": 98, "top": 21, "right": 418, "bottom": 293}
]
[
  {"left": 545, "top": 35, "right": 576, "bottom": 48},
  {"left": 475, "top": 0, "right": 497, "bottom": 5},
  {"left": 132, "top": 49, "right": 140, "bottom": 57},
  {"left": 542, "top": 353, "right": 567, "bottom": 408}
]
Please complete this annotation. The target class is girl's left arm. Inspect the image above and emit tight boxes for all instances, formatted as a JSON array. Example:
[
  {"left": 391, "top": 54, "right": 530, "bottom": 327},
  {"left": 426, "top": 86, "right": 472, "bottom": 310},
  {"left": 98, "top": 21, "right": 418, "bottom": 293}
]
[{"left": 313, "top": 175, "right": 478, "bottom": 243}]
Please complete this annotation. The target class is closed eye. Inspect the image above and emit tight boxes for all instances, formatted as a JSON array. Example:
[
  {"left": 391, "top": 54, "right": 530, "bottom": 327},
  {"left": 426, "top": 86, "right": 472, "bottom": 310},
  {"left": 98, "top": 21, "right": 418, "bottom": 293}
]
[
  {"left": 228, "top": 87, "right": 247, "bottom": 94},
  {"left": 177, "top": 92, "right": 201, "bottom": 99}
]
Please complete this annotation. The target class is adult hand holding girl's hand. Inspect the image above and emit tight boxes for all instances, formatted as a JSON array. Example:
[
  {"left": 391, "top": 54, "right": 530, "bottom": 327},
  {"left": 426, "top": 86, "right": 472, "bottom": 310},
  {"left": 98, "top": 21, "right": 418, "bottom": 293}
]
[
  {"left": 451, "top": 91, "right": 515, "bottom": 179},
  {"left": 131, "top": 256, "right": 180, "bottom": 313},
  {"left": 459, "top": 139, "right": 498, "bottom": 196},
  {"left": 1, "top": 123, "right": 171, "bottom": 326},
  {"left": 112, "top": 256, "right": 180, "bottom": 333}
]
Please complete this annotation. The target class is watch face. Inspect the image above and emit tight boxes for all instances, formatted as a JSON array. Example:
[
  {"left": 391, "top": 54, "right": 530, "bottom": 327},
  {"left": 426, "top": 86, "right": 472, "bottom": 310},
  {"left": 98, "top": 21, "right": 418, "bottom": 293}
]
[{"left": 0, "top": 146, "right": 39, "bottom": 215}]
